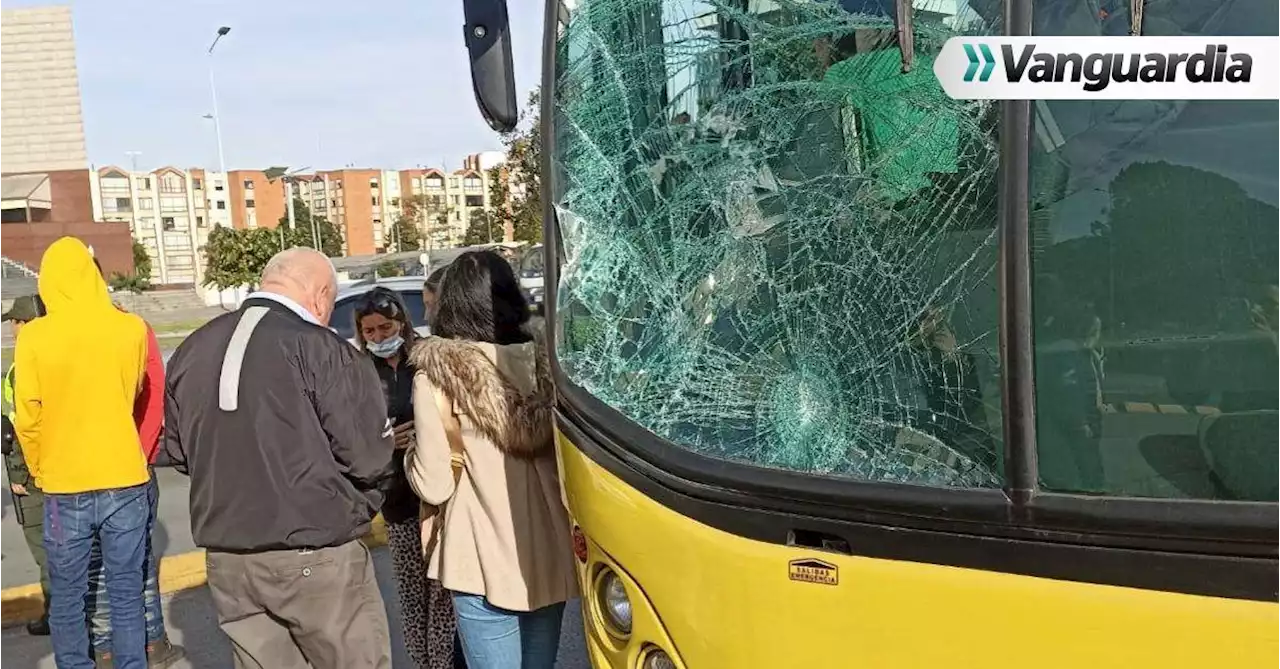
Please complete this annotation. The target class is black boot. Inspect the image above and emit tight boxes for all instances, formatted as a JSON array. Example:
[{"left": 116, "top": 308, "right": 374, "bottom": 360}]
[
  {"left": 25, "top": 615, "right": 50, "bottom": 636},
  {"left": 147, "top": 637, "right": 187, "bottom": 668}
]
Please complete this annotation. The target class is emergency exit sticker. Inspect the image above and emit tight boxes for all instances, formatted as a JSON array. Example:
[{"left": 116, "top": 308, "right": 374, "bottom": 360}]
[{"left": 789, "top": 558, "right": 839, "bottom": 586}]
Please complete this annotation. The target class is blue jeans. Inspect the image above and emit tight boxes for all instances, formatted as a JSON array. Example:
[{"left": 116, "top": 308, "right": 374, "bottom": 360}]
[
  {"left": 452, "top": 593, "right": 564, "bottom": 669},
  {"left": 89, "top": 469, "right": 164, "bottom": 650},
  {"left": 45, "top": 483, "right": 150, "bottom": 669}
]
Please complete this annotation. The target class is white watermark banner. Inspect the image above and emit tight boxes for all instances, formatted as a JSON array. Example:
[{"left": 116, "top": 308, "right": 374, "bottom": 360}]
[{"left": 934, "top": 36, "right": 1280, "bottom": 100}]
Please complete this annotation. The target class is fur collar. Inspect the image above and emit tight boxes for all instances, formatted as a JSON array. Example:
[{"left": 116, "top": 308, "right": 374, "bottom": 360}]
[{"left": 408, "top": 323, "right": 553, "bottom": 457}]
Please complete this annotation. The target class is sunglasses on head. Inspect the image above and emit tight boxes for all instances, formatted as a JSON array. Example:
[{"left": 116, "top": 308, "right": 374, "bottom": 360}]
[{"left": 358, "top": 292, "right": 403, "bottom": 317}]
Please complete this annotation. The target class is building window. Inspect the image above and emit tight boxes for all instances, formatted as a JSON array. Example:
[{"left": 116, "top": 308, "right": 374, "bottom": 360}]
[
  {"left": 243, "top": 180, "right": 255, "bottom": 190},
  {"left": 464, "top": 177, "right": 483, "bottom": 189},
  {"left": 449, "top": 178, "right": 460, "bottom": 189},
  {"left": 196, "top": 216, "right": 205, "bottom": 227},
  {"left": 193, "top": 178, "right": 203, "bottom": 189},
  {"left": 113, "top": 198, "right": 133, "bottom": 212},
  {"left": 246, "top": 199, "right": 256, "bottom": 208},
  {"left": 136, "top": 177, "right": 152, "bottom": 190},
  {"left": 214, "top": 181, "right": 224, "bottom": 191},
  {"left": 369, "top": 179, "right": 379, "bottom": 189},
  {"left": 216, "top": 201, "right": 226, "bottom": 210},
  {"left": 426, "top": 177, "right": 444, "bottom": 190},
  {"left": 391, "top": 197, "right": 400, "bottom": 206},
  {"left": 138, "top": 198, "right": 153, "bottom": 210},
  {"left": 331, "top": 199, "right": 338, "bottom": 208},
  {"left": 160, "top": 175, "right": 184, "bottom": 193},
  {"left": 371, "top": 196, "right": 379, "bottom": 206},
  {"left": 465, "top": 195, "right": 485, "bottom": 208},
  {"left": 412, "top": 177, "right": 422, "bottom": 191},
  {"left": 162, "top": 217, "right": 176, "bottom": 231}
]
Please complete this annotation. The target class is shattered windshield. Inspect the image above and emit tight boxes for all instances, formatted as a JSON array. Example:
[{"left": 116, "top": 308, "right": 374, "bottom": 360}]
[{"left": 550, "top": 0, "right": 1004, "bottom": 487}]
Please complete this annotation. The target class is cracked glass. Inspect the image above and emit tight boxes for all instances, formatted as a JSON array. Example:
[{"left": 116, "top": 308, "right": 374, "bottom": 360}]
[{"left": 550, "top": 0, "right": 1005, "bottom": 487}]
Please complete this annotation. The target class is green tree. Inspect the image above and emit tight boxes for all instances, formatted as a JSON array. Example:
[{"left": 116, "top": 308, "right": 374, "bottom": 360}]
[
  {"left": 131, "top": 240, "right": 152, "bottom": 281},
  {"left": 401, "top": 192, "right": 452, "bottom": 248},
  {"left": 384, "top": 216, "right": 424, "bottom": 252},
  {"left": 464, "top": 210, "right": 503, "bottom": 246},
  {"left": 203, "top": 226, "right": 275, "bottom": 290},
  {"left": 503, "top": 90, "right": 543, "bottom": 244},
  {"left": 375, "top": 260, "right": 405, "bottom": 277},
  {"left": 278, "top": 198, "right": 344, "bottom": 257}
]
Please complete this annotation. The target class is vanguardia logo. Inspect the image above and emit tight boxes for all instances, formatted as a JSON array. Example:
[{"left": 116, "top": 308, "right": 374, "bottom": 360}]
[
  {"left": 964, "top": 42, "right": 1253, "bottom": 91},
  {"left": 963, "top": 44, "right": 996, "bottom": 82}
]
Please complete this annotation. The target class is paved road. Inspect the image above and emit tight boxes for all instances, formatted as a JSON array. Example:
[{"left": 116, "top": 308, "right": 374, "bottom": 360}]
[
  {"left": 2, "top": 468, "right": 197, "bottom": 588},
  {"left": 1, "top": 547, "right": 589, "bottom": 669}
]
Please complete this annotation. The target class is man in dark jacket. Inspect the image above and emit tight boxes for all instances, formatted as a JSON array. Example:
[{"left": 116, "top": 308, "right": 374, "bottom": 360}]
[
  {"left": 164, "top": 247, "right": 396, "bottom": 669},
  {"left": 2, "top": 295, "right": 51, "bottom": 636}
]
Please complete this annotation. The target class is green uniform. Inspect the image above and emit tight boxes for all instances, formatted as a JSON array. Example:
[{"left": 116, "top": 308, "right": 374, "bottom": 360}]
[{"left": 3, "top": 364, "right": 50, "bottom": 615}]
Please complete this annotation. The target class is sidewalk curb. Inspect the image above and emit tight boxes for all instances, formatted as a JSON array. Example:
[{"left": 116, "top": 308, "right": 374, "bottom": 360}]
[{"left": 1, "top": 516, "right": 389, "bottom": 627}]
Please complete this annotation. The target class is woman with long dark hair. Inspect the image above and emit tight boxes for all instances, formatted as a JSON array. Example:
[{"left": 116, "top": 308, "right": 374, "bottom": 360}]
[
  {"left": 405, "top": 251, "right": 576, "bottom": 668},
  {"left": 353, "top": 287, "right": 462, "bottom": 669},
  {"left": 423, "top": 264, "right": 447, "bottom": 324}
]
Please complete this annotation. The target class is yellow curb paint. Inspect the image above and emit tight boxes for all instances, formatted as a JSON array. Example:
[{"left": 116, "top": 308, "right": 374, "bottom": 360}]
[
  {"left": 0, "top": 583, "right": 43, "bottom": 627},
  {"left": 1, "top": 515, "right": 390, "bottom": 627}
]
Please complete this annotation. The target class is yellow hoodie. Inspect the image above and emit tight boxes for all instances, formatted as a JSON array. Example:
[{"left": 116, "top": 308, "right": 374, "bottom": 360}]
[{"left": 13, "top": 237, "right": 150, "bottom": 494}]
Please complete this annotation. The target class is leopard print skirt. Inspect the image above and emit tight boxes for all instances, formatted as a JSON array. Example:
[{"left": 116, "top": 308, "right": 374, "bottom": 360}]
[{"left": 386, "top": 518, "right": 464, "bottom": 669}]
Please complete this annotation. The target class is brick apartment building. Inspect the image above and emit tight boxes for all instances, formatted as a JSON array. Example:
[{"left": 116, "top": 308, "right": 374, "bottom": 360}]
[
  {"left": 90, "top": 167, "right": 232, "bottom": 285},
  {"left": 223, "top": 163, "right": 502, "bottom": 256}
]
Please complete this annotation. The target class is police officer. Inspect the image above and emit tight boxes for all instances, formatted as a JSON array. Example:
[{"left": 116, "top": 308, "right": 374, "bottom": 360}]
[{"left": 2, "top": 294, "right": 50, "bottom": 636}]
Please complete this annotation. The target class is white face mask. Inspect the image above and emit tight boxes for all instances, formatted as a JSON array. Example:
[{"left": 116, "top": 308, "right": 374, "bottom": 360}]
[{"left": 366, "top": 335, "right": 404, "bottom": 359}]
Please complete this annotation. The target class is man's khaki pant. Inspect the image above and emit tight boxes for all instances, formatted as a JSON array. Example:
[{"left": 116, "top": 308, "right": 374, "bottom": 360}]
[{"left": 206, "top": 540, "right": 391, "bottom": 669}]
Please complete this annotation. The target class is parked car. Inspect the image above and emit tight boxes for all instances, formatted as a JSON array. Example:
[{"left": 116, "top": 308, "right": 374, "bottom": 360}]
[
  {"left": 519, "top": 244, "right": 545, "bottom": 313},
  {"left": 331, "top": 275, "right": 429, "bottom": 344}
]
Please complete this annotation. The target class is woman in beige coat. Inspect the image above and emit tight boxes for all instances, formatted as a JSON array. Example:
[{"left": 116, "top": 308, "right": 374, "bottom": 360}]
[{"left": 404, "top": 251, "right": 577, "bottom": 669}]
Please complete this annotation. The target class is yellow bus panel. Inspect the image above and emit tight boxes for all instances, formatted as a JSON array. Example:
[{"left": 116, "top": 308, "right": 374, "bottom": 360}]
[{"left": 558, "top": 432, "right": 1279, "bottom": 669}]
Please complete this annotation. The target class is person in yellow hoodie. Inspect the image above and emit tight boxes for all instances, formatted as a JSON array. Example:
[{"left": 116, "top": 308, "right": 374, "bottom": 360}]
[{"left": 13, "top": 237, "right": 152, "bottom": 669}]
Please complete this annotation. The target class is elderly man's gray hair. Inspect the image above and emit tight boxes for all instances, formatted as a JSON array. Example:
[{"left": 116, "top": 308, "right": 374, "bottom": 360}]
[{"left": 261, "top": 247, "right": 336, "bottom": 291}]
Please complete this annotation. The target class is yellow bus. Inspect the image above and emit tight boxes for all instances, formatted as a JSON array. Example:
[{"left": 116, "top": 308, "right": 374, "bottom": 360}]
[{"left": 462, "top": 0, "right": 1277, "bottom": 665}]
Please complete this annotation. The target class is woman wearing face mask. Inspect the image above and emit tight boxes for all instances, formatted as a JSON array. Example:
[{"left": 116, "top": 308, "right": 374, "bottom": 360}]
[{"left": 353, "top": 287, "right": 462, "bottom": 669}]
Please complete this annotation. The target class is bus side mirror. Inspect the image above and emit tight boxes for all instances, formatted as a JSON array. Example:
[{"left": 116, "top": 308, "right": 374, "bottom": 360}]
[{"left": 461, "top": 0, "right": 518, "bottom": 132}]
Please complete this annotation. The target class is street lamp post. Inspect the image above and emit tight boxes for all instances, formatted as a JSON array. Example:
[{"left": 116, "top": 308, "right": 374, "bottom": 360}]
[{"left": 207, "top": 26, "right": 231, "bottom": 175}]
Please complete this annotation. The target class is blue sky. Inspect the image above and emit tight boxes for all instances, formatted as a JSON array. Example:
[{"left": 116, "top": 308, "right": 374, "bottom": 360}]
[{"left": 8, "top": 0, "right": 542, "bottom": 172}]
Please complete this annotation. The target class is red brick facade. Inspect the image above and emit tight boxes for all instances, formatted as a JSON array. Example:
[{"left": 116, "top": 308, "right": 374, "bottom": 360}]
[{"left": 2, "top": 221, "right": 135, "bottom": 276}]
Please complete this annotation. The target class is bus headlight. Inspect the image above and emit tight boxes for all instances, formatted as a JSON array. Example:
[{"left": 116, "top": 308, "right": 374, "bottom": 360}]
[
  {"left": 596, "top": 568, "right": 632, "bottom": 635},
  {"left": 642, "top": 647, "right": 677, "bottom": 669}
]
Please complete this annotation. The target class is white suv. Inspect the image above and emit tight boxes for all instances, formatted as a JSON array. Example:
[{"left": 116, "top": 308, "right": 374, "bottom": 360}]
[{"left": 331, "top": 276, "right": 431, "bottom": 345}]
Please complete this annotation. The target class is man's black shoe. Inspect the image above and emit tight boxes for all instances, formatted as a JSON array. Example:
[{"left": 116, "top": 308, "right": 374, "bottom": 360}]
[
  {"left": 147, "top": 637, "right": 187, "bottom": 668},
  {"left": 26, "top": 616, "right": 50, "bottom": 636}
]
